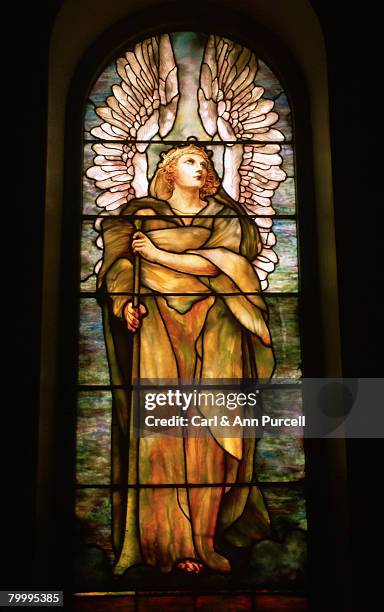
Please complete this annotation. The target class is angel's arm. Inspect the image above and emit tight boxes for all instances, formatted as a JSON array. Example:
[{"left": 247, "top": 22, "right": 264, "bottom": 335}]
[
  {"left": 131, "top": 231, "right": 219, "bottom": 276},
  {"left": 154, "top": 251, "right": 219, "bottom": 276}
]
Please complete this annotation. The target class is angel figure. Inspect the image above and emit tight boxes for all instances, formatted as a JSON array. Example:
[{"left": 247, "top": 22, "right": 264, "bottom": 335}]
[
  {"left": 96, "top": 142, "right": 277, "bottom": 576},
  {"left": 86, "top": 33, "right": 287, "bottom": 577}
]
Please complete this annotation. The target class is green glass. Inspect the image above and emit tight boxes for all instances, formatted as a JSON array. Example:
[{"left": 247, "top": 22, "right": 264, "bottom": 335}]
[
  {"left": 266, "top": 296, "right": 301, "bottom": 378},
  {"left": 76, "top": 391, "right": 112, "bottom": 484},
  {"left": 78, "top": 299, "right": 109, "bottom": 386},
  {"left": 267, "top": 221, "right": 299, "bottom": 293}
]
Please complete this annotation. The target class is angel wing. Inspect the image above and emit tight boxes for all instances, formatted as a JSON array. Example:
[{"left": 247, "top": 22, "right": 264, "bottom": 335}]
[
  {"left": 198, "top": 35, "right": 286, "bottom": 289},
  {"left": 85, "top": 34, "right": 179, "bottom": 275}
]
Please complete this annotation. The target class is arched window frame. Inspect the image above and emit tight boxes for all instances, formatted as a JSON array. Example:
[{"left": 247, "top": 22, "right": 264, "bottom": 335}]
[{"left": 37, "top": 3, "right": 351, "bottom": 610}]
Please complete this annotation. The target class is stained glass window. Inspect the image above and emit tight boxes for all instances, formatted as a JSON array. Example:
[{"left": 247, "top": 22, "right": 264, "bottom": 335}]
[{"left": 76, "top": 31, "right": 306, "bottom": 605}]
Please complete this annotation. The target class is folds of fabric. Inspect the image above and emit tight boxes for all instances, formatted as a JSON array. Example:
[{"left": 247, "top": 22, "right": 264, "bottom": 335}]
[{"left": 98, "top": 194, "right": 274, "bottom": 574}]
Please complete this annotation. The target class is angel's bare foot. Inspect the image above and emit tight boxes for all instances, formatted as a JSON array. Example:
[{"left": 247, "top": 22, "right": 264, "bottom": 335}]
[{"left": 176, "top": 558, "right": 204, "bottom": 574}]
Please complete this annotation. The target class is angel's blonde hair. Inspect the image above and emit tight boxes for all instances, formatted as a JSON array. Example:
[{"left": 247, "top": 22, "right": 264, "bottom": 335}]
[{"left": 149, "top": 144, "right": 220, "bottom": 200}]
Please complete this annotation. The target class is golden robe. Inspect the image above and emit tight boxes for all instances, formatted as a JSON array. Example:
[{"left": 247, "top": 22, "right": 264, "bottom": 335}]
[{"left": 97, "top": 190, "right": 275, "bottom": 574}]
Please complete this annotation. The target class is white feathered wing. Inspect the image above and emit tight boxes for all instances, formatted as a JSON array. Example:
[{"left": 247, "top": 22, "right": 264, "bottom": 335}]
[
  {"left": 198, "top": 35, "right": 286, "bottom": 289},
  {"left": 85, "top": 34, "right": 179, "bottom": 274}
]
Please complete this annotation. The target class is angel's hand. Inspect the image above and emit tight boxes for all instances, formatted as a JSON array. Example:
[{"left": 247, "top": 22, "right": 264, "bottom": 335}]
[
  {"left": 123, "top": 302, "right": 148, "bottom": 333},
  {"left": 132, "top": 231, "right": 160, "bottom": 262}
]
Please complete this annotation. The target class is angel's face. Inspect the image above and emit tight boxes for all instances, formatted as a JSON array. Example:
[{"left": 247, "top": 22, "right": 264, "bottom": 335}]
[{"left": 173, "top": 153, "right": 208, "bottom": 190}]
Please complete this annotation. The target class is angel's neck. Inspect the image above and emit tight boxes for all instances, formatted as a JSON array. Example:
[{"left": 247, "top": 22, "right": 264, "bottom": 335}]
[{"left": 168, "top": 186, "right": 205, "bottom": 213}]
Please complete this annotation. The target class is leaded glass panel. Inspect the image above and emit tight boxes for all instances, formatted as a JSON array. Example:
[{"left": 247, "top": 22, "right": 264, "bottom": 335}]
[{"left": 76, "top": 30, "right": 305, "bottom": 597}]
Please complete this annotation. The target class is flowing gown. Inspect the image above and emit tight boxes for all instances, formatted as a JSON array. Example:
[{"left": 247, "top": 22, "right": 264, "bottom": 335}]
[{"left": 97, "top": 190, "right": 275, "bottom": 574}]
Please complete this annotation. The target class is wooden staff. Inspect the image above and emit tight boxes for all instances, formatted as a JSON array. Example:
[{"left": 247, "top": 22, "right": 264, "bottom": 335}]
[
  {"left": 114, "top": 216, "right": 144, "bottom": 573},
  {"left": 131, "top": 216, "right": 143, "bottom": 379},
  {"left": 132, "top": 218, "right": 142, "bottom": 311}
]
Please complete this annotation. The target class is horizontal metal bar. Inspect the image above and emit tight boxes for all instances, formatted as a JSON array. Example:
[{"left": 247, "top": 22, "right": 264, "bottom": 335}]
[
  {"left": 80, "top": 214, "right": 297, "bottom": 220},
  {"left": 73, "top": 588, "right": 307, "bottom": 597},
  {"left": 75, "top": 480, "right": 305, "bottom": 489},
  {"left": 78, "top": 291, "right": 299, "bottom": 297},
  {"left": 77, "top": 381, "right": 302, "bottom": 391},
  {"left": 83, "top": 138, "right": 293, "bottom": 146}
]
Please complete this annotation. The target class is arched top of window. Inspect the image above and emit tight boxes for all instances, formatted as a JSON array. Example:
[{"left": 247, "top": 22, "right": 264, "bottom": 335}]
[
  {"left": 63, "top": 11, "right": 321, "bottom": 355},
  {"left": 82, "top": 32, "right": 292, "bottom": 291}
]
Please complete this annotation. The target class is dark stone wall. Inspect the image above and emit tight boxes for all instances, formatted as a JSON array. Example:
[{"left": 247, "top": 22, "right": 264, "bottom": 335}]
[{"left": 309, "top": 4, "right": 380, "bottom": 609}]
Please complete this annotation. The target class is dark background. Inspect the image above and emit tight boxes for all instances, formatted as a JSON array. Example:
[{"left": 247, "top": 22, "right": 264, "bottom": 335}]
[{"left": 18, "top": 1, "right": 380, "bottom": 609}]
